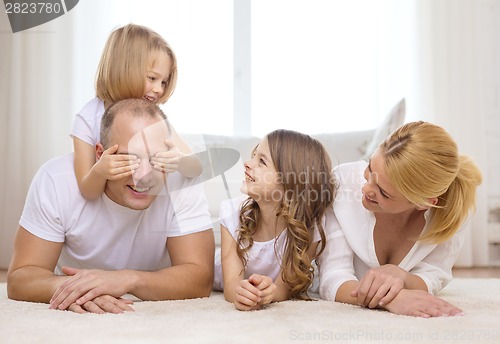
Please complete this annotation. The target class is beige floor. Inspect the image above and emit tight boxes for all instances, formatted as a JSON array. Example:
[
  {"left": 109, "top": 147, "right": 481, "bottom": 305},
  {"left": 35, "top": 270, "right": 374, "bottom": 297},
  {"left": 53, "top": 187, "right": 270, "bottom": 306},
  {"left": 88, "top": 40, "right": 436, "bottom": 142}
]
[{"left": 1, "top": 268, "right": 500, "bottom": 283}]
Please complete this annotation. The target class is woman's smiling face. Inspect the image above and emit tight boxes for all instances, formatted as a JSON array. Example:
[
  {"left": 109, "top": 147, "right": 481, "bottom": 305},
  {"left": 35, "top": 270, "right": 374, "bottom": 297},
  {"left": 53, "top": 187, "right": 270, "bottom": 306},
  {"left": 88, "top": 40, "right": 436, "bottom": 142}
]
[{"left": 361, "top": 149, "right": 415, "bottom": 214}]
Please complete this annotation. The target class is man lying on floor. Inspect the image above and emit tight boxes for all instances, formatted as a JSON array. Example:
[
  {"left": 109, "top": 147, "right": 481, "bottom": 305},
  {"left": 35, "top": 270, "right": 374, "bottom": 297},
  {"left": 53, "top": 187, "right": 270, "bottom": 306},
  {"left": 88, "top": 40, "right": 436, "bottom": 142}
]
[{"left": 7, "top": 99, "right": 214, "bottom": 314}]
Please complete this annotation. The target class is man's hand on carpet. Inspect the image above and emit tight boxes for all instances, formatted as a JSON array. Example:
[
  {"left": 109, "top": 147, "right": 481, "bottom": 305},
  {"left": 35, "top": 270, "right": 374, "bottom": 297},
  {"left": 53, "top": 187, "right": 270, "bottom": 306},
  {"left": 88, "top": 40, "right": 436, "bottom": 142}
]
[
  {"left": 66, "top": 295, "right": 134, "bottom": 314},
  {"left": 49, "top": 266, "right": 133, "bottom": 311}
]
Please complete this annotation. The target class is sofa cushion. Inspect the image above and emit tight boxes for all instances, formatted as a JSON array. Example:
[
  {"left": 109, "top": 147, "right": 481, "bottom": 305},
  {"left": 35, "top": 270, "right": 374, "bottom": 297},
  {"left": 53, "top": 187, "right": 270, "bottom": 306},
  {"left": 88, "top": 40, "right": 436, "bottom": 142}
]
[
  {"left": 361, "top": 98, "right": 406, "bottom": 160},
  {"left": 313, "top": 129, "right": 375, "bottom": 166}
]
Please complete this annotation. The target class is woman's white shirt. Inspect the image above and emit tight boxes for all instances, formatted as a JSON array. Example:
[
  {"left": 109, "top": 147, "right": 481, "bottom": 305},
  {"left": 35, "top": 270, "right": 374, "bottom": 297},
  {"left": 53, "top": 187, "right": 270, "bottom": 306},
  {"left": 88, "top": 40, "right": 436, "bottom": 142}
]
[{"left": 319, "top": 161, "right": 467, "bottom": 300}]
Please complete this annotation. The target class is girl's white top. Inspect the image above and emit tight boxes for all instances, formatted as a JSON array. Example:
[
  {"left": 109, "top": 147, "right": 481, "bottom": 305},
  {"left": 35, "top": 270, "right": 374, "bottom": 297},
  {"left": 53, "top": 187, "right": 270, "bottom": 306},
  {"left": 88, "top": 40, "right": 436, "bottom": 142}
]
[{"left": 213, "top": 195, "right": 326, "bottom": 292}]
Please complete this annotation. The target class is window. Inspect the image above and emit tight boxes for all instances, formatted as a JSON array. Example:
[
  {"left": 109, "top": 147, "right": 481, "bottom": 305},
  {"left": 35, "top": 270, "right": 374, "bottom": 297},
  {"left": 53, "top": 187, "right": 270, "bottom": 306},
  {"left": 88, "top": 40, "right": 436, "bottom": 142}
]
[
  {"left": 251, "top": 0, "right": 379, "bottom": 136},
  {"left": 108, "top": 0, "right": 234, "bottom": 135},
  {"left": 76, "top": 0, "right": 413, "bottom": 137}
]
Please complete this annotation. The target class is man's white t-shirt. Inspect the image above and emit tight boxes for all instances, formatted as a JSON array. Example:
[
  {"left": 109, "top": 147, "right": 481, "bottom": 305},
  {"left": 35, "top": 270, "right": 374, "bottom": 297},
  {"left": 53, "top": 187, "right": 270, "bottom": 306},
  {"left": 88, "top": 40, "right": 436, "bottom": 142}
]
[{"left": 19, "top": 153, "right": 212, "bottom": 275}]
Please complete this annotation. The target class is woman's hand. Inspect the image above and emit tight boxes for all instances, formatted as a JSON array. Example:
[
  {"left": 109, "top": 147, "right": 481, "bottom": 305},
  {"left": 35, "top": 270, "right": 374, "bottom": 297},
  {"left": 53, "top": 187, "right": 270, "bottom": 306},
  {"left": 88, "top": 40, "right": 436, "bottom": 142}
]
[
  {"left": 381, "top": 289, "right": 463, "bottom": 318},
  {"left": 352, "top": 264, "right": 406, "bottom": 308}
]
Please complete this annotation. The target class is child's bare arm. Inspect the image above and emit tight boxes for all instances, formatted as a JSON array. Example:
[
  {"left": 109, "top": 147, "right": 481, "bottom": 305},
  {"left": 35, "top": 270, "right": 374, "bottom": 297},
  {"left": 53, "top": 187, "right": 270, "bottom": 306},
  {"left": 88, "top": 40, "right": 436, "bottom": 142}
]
[
  {"left": 220, "top": 225, "right": 265, "bottom": 311},
  {"left": 220, "top": 226, "right": 245, "bottom": 304},
  {"left": 73, "top": 138, "right": 106, "bottom": 200}
]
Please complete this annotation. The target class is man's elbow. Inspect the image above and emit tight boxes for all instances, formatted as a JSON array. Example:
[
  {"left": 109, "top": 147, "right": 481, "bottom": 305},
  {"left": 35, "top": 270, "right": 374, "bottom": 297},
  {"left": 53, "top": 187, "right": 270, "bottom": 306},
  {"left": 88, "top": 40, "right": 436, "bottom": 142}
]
[
  {"left": 6, "top": 281, "right": 17, "bottom": 300},
  {"left": 6, "top": 269, "right": 25, "bottom": 301},
  {"left": 194, "top": 270, "right": 214, "bottom": 298}
]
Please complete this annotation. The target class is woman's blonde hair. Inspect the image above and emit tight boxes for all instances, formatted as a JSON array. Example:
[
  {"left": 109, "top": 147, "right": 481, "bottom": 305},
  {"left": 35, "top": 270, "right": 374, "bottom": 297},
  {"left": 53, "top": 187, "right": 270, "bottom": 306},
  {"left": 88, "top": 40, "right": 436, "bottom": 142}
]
[
  {"left": 380, "top": 121, "right": 482, "bottom": 243},
  {"left": 236, "top": 129, "right": 336, "bottom": 300},
  {"left": 95, "top": 23, "right": 177, "bottom": 104}
]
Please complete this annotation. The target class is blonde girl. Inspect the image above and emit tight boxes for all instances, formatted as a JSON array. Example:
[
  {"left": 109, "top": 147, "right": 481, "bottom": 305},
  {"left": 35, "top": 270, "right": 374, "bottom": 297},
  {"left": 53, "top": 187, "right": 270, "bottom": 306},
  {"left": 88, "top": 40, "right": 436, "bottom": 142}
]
[
  {"left": 320, "top": 121, "right": 482, "bottom": 317},
  {"left": 71, "top": 23, "right": 200, "bottom": 200},
  {"left": 214, "top": 129, "right": 336, "bottom": 311}
]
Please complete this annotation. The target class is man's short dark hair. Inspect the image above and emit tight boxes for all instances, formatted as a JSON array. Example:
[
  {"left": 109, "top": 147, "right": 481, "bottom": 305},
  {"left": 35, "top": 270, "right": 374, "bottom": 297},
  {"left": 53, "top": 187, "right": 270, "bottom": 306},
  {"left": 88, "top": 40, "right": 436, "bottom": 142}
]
[{"left": 100, "top": 99, "right": 171, "bottom": 149}]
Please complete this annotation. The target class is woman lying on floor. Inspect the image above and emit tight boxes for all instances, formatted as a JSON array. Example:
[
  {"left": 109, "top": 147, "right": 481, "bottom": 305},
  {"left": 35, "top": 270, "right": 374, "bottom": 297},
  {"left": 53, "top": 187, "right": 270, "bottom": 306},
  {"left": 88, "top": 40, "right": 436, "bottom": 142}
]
[{"left": 319, "top": 121, "right": 482, "bottom": 317}]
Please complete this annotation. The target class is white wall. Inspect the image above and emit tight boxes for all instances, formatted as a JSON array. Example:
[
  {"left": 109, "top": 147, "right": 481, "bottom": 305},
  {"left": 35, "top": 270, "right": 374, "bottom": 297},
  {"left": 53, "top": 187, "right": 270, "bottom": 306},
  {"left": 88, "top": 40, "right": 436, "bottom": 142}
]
[
  {"left": 479, "top": 0, "right": 500, "bottom": 265},
  {"left": 406, "top": 0, "right": 499, "bottom": 266}
]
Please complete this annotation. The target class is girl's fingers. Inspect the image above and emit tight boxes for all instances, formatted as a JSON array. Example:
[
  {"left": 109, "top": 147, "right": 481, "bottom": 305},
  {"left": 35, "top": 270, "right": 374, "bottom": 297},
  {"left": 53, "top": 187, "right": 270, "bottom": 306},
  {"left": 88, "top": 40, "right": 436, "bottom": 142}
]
[
  {"left": 102, "top": 144, "right": 119, "bottom": 156},
  {"left": 236, "top": 282, "right": 261, "bottom": 305},
  {"left": 152, "top": 164, "right": 177, "bottom": 173}
]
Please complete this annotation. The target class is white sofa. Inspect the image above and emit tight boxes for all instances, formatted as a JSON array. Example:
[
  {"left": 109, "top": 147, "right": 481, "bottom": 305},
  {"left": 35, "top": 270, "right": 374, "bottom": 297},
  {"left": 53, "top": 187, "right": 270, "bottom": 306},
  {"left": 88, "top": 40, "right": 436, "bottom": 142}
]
[{"left": 183, "top": 129, "right": 375, "bottom": 245}]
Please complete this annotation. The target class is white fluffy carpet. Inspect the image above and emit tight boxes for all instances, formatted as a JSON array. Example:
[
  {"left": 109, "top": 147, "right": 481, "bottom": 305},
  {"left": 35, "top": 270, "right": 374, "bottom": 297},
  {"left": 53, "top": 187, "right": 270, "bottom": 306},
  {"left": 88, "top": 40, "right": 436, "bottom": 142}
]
[{"left": 1, "top": 279, "right": 499, "bottom": 344}]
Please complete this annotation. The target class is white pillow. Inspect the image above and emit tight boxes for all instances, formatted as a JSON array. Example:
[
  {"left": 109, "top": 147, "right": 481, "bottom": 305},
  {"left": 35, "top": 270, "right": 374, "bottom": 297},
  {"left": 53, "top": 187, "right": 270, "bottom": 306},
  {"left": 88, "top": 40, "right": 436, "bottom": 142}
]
[{"left": 361, "top": 99, "right": 405, "bottom": 160}]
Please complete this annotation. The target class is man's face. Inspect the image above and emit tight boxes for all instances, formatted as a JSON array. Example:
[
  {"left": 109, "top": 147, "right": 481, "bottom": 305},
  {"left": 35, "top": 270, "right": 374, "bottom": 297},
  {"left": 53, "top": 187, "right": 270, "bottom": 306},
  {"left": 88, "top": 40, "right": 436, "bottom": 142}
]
[{"left": 104, "top": 113, "right": 169, "bottom": 210}]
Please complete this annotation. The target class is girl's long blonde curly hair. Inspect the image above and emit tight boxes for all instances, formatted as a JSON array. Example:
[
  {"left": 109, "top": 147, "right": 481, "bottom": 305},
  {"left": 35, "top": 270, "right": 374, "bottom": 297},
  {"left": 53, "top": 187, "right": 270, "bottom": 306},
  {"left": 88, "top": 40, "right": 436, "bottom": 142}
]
[{"left": 236, "top": 129, "right": 336, "bottom": 299}]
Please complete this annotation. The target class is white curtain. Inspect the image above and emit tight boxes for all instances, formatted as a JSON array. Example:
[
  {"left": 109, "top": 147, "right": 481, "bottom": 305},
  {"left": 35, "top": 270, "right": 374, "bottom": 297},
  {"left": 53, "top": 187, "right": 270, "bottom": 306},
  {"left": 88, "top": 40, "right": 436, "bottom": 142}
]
[
  {"left": 0, "top": 3, "right": 108, "bottom": 268},
  {"left": 0, "top": 14, "right": 76, "bottom": 268},
  {"left": 408, "top": 0, "right": 491, "bottom": 266}
]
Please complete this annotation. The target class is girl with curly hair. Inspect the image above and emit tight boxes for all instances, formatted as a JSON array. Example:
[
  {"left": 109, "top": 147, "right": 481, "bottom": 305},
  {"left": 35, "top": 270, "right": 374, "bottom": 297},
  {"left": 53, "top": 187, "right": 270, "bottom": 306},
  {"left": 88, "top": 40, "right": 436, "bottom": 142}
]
[{"left": 213, "top": 129, "right": 336, "bottom": 311}]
